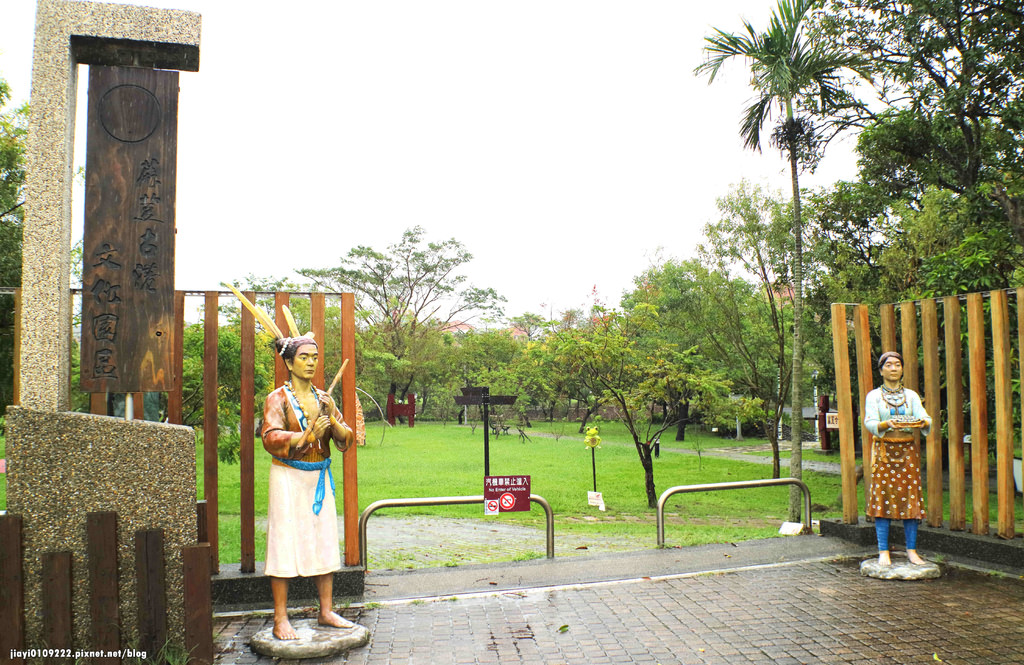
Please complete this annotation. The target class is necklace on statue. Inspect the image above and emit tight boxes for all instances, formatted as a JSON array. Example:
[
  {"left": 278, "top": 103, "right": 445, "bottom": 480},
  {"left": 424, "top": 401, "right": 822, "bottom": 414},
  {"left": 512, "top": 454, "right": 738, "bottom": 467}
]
[
  {"left": 880, "top": 383, "right": 906, "bottom": 408},
  {"left": 285, "top": 381, "right": 319, "bottom": 427}
]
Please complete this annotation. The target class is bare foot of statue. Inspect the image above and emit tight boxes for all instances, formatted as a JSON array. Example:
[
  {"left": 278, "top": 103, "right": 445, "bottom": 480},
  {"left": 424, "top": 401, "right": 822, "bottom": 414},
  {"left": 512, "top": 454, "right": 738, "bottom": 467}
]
[
  {"left": 907, "top": 550, "right": 928, "bottom": 565},
  {"left": 273, "top": 617, "right": 298, "bottom": 640},
  {"left": 318, "top": 609, "right": 349, "bottom": 629},
  {"left": 877, "top": 550, "right": 891, "bottom": 567}
]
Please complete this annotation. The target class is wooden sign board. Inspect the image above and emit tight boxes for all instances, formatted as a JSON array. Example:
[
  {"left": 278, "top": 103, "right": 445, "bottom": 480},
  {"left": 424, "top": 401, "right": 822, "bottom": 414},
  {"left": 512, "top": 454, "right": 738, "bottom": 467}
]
[
  {"left": 825, "top": 412, "right": 840, "bottom": 430},
  {"left": 80, "top": 66, "right": 178, "bottom": 392}
]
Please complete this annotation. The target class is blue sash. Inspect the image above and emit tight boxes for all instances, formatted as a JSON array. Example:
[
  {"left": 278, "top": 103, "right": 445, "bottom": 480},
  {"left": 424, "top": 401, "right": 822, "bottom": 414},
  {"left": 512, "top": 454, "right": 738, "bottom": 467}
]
[
  {"left": 274, "top": 457, "right": 334, "bottom": 515},
  {"left": 280, "top": 384, "right": 333, "bottom": 514}
]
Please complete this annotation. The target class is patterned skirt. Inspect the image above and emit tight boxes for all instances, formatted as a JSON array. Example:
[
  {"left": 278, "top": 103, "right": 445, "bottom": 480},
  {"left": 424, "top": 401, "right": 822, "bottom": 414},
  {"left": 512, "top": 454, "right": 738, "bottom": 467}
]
[{"left": 866, "top": 434, "right": 924, "bottom": 520}]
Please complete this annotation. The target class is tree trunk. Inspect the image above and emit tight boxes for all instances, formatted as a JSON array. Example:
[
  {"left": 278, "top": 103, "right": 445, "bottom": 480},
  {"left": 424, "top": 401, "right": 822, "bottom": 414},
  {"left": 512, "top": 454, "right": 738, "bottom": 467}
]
[
  {"left": 788, "top": 136, "right": 804, "bottom": 522},
  {"left": 763, "top": 419, "right": 781, "bottom": 479},
  {"left": 636, "top": 439, "right": 657, "bottom": 508},
  {"left": 674, "top": 401, "right": 689, "bottom": 441},
  {"left": 578, "top": 405, "right": 596, "bottom": 433}
]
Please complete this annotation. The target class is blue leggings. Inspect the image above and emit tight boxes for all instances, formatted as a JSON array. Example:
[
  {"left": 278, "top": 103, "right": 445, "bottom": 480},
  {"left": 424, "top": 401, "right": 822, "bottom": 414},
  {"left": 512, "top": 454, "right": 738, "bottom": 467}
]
[{"left": 875, "top": 517, "right": 918, "bottom": 551}]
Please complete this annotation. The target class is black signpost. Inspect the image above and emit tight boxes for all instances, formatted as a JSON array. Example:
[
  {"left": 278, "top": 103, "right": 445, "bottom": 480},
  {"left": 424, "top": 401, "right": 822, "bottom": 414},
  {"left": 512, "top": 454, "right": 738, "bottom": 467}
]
[{"left": 454, "top": 386, "right": 517, "bottom": 476}]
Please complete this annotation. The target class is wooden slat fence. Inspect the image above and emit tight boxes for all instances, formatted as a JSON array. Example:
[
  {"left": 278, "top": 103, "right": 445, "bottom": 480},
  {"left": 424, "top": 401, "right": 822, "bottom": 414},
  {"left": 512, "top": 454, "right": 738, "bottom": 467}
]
[
  {"left": 7, "top": 289, "right": 360, "bottom": 572},
  {"left": 0, "top": 512, "right": 213, "bottom": 664},
  {"left": 831, "top": 289, "right": 1022, "bottom": 540}
]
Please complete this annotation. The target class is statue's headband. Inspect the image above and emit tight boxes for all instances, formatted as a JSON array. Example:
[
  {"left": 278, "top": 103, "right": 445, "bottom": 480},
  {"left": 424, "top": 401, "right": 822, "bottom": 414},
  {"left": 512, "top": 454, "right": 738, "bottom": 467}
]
[{"left": 877, "top": 351, "right": 902, "bottom": 370}]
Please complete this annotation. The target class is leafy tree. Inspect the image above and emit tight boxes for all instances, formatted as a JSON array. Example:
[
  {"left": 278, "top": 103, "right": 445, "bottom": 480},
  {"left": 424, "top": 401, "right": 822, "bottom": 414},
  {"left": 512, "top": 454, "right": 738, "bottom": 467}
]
[
  {"left": 551, "top": 304, "right": 732, "bottom": 508},
  {"left": 820, "top": 0, "right": 1024, "bottom": 248},
  {"left": 298, "top": 226, "right": 504, "bottom": 398},
  {"left": 0, "top": 76, "right": 27, "bottom": 411},
  {"left": 697, "top": 0, "right": 864, "bottom": 519}
]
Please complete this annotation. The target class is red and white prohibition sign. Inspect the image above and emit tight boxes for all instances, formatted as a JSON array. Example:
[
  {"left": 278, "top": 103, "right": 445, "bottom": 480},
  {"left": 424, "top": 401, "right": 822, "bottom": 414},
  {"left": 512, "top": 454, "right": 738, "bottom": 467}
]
[{"left": 499, "top": 493, "right": 516, "bottom": 510}]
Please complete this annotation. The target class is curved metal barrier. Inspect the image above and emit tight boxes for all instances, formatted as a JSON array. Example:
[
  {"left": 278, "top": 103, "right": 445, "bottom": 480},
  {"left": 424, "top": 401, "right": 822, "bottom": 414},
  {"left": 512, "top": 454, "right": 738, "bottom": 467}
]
[
  {"left": 657, "top": 478, "right": 812, "bottom": 548},
  {"left": 358, "top": 494, "right": 555, "bottom": 569}
]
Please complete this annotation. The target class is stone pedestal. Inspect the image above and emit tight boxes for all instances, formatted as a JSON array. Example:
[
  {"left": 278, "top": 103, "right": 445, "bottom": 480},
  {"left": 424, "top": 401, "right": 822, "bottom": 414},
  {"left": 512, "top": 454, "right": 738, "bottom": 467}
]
[
  {"left": 250, "top": 618, "right": 370, "bottom": 659},
  {"left": 860, "top": 557, "right": 942, "bottom": 580},
  {"left": 5, "top": 407, "right": 196, "bottom": 650}
]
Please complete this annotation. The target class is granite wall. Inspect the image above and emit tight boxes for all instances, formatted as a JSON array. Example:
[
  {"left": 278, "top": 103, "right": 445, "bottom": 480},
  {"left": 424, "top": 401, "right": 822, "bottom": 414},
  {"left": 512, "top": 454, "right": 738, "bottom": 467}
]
[{"left": 5, "top": 406, "right": 196, "bottom": 653}]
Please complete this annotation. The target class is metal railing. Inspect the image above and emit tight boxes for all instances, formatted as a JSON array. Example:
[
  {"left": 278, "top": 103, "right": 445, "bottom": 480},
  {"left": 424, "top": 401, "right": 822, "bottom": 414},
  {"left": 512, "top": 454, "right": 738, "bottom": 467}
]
[
  {"left": 657, "top": 478, "right": 812, "bottom": 547},
  {"left": 358, "top": 494, "right": 555, "bottom": 569}
]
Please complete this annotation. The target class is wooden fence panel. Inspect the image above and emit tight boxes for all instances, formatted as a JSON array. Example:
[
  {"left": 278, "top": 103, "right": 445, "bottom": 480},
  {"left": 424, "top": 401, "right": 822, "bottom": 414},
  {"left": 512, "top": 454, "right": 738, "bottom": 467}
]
[
  {"left": 274, "top": 292, "right": 289, "bottom": 388},
  {"left": 87, "top": 512, "right": 120, "bottom": 665},
  {"left": 135, "top": 529, "right": 167, "bottom": 660},
  {"left": 342, "top": 292, "right": 361, "bottom": 562},
  {"left": 183, "top": 544, "right": 214, "bottom": 665},
  {"left": 966, "top": 292, "right": 989, "bottom": 534},
  {"left": 169, "top": 290, "right": 185, "bottom": 424},
  {"left": 312, "top": 292, "right": 326, "bottom": 390},
  {"left": 943, "top": 296, "right": 966, "bottom": 530},
  {"left": 831, "top": 304, "right": 858, "bottom": 523},
  {"left": 880, "top": 303, "right": 897, "bottom": 352},
  {"left": 203, "top": 291, "right": 220, "bottom": 572},
  {"left": 990, "top": 291, "right": 1015, "bottom": 539},
  {"left": 41, "top": 551, "right": 73, "bottom": 663},
  {"left": 240, "top": 291, "right": 256, "bottom": 574},
  {"left": 0, "top": 514, "right": 25, "bottom": 665},
  {"left": 900, "top": 301, "right": 920, "bottom": 392},
  {"left": 1018, "top": 288, "right": 1024, "bottom": 527},
  {"left": 920, "top": 300, "right": 943, "bottom": 527},
  {"left": 853, "top": 305, "right": 873, "bottom": 513}
]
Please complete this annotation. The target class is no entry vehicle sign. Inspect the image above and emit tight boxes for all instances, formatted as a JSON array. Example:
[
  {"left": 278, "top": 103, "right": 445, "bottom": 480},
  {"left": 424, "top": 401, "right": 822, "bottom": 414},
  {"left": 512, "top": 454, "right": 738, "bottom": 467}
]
[{"left": 484, "top": 475, "right": 530, "bottom": 514}]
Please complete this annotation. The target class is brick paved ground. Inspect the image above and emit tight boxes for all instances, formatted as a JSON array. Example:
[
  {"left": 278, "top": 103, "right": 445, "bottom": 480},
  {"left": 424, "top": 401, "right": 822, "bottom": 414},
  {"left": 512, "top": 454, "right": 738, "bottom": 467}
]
[{"left": 214, "top": 558, "right": 1024, "bottom": 665}]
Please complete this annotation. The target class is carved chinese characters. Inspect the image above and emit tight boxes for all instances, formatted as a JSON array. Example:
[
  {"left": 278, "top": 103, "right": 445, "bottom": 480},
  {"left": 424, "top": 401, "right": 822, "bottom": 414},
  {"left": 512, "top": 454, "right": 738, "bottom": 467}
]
[{"left": 80, "top": 66, "right": 178, "bottom": 392}]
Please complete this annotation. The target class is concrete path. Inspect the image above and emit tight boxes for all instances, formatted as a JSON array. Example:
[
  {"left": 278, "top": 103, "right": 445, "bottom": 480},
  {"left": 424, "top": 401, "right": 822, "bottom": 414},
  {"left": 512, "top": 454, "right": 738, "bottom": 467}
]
[{"left": 213, "top": 536, "right": 1024, "bottom": 664}]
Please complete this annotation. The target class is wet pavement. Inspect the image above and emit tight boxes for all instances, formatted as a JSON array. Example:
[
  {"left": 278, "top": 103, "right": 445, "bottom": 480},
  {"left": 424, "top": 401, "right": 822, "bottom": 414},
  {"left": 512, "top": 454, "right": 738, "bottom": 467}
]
[{"left": 213, "top": 536, "right": 1024, "bottom": 665}]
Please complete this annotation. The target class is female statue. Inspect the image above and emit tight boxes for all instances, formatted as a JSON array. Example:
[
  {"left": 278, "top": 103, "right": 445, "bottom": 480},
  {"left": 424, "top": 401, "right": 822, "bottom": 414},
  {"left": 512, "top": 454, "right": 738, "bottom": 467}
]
[{"left": 863, "top": 351, "right": 931, "bottom": 567}]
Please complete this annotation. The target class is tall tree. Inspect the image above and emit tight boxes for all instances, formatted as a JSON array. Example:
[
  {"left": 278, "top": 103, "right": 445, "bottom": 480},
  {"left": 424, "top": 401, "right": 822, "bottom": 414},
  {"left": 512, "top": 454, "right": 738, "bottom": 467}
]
[
  {"left": 697, "top": 0, "right": 863, "bottom": 520},
  {"left": 0, "top": 76, "right": 28, "bottom": 410},
  {"left": 820, "top": 0, "right": 1024, "bottom": 248},
  {"left": 299, "top": 226, "right": 504, "bottom": 398}
]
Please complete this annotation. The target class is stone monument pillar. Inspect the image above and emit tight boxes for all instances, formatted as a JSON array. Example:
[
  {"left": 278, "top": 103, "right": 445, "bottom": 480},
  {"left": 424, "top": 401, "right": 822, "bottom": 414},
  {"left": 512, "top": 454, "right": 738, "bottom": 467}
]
[{"left": 5, "top": 0, "right": 201, "bottom": 655}]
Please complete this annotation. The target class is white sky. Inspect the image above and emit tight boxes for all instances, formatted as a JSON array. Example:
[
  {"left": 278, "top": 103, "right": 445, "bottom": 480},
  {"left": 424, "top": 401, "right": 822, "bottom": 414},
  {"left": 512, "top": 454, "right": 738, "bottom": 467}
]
[{"left": 0, "top": 0, "right": 861, "bottom": 320}]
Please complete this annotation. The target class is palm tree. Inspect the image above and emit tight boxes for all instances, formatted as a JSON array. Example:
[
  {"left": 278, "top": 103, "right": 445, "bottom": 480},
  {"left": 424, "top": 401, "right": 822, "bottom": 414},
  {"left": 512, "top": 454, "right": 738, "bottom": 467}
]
[{"left": 696, "top": 0, "right": 863, "bottom": 521}]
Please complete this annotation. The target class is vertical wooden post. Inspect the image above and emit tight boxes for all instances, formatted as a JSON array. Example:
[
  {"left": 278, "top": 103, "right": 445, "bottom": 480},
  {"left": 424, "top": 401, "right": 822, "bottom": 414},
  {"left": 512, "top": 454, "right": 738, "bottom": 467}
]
[
  {"left": 899, "top": 301, "right": 919, "bottom": 392},
  {"left": 87, "top": 512, "right": 120, "bottom": 665},
  {"left": 135, "top": 529, "right": 167, "bottom": 661},
  {"left": 0, "top": 514, "right": 25, "bottom": 665},
  {"left": 966, "top": 292, "right": 989, "bottom": 535},
  {"left": 312, "top": 292, "right": 326, "bottom": 390},
  {"left": 41, "top": 551, "right": 73, "bottom": 663},
  {"left": 203, "top": 291, "right": 219, "bottom": 572},
  {"left": 879, "top": 304, "right": 897, "bottom": 352},
  {"left": 183, "top": 544, "right": 214, "bottom": 665},
  {"left": 196, "top": 500, "right": 208, "bottom": 544},
  {"left": 169, "top": 290, "right": 185, "bottom": 424},
  {"left": 240, "top": 291, "right": 256, "bottom": 574},
  {"left": 831, "top": 304, "right": 858, "bottom": 523},
  {"left": 90, "top": 392, "right": 106, "bottom": 416},
  {"left": 920, "top": 299, "right": 944, "bottom": 527},
  {"left": 274, "top": 292, "right": 290, "bottom": 388},
  {"left": 12, "top": 287, "right": 20, "bottom": 405},
  {"left": 990, "top": 290, "right": 1015, "bottom": 539},
  {"left": 852, "top": 305, "right": 874, "bottom": 512},
  {"left": 342, "top": 293, "right": 360, "bottom": 563},
  {"left": 944, "top": 296, "right": 966, "bottom": 531},
  {"left": 1018, "top": 288, "right": 1024, "bottom": 530}
]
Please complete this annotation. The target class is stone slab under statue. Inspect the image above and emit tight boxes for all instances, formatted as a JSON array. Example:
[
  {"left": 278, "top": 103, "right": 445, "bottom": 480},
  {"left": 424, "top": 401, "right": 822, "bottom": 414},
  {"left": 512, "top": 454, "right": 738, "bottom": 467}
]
[
  {"left": 860, "top": 555, "right": 942, "bottom": 580},
  {"left": 250, "top": 618, "right": 369, "bottom": 658}
]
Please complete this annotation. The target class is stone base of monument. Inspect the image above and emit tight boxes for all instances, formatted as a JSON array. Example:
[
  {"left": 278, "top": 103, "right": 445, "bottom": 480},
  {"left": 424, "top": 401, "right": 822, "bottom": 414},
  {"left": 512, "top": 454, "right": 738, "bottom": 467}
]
[
  {"left": 250, "top": 618, "right": 370, "bottom": 658},
  {"left": 860, "top": 556, "right": 942, "bottom": 580}
]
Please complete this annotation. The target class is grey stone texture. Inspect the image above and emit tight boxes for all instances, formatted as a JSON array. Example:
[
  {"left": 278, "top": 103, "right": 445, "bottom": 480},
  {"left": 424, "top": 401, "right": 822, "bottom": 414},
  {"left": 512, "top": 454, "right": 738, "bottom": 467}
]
[
  {"left": 21, "top": 0, "right": 200, "bottom": 411},
  {"left": 5, "top": 406, "right": 197, "bottom": 652},
  {"left": 249, "top": 619, "right": 370, "bottom": 659},
  {"left": 860, "top": 557, "right": 943, "bottom": 580}
]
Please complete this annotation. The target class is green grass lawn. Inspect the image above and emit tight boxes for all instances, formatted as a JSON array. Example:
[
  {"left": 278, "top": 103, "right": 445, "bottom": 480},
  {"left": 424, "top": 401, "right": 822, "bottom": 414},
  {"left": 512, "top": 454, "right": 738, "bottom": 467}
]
[{"left": 202, "top": 422, "right": 851, "bottom": 563}]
